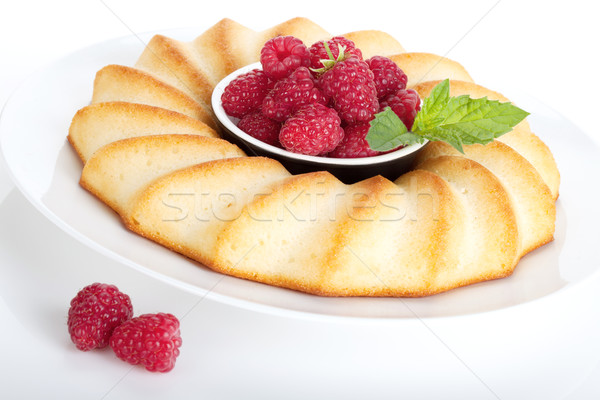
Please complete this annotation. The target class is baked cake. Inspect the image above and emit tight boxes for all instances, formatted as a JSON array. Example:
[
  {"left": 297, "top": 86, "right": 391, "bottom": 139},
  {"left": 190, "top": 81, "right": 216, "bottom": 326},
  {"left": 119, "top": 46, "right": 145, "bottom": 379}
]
[{"left": 67, "top": 18, "right": 559, "bottom": 297}]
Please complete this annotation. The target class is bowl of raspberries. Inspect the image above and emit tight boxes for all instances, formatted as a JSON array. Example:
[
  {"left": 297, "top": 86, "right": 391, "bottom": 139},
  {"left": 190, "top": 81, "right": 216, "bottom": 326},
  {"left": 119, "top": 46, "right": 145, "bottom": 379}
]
[{"left": 212, "top": 35, "right": 425, "bottom": 183}]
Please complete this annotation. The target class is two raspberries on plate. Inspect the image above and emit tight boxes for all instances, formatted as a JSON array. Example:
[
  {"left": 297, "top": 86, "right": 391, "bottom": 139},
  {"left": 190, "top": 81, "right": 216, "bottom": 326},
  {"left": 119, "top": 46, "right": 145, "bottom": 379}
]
[
  {"left": 68, "top": 283, "right": 182, "bottom": 373},
  {"left": 221, "top": 35, "right": 421, "bottom": 158}
]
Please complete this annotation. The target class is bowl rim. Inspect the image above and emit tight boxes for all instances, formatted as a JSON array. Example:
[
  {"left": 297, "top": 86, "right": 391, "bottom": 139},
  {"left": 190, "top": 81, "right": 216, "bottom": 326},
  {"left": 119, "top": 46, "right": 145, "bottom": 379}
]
[{"left": 211, "top": 62, "right": 426, "bottom": 167}]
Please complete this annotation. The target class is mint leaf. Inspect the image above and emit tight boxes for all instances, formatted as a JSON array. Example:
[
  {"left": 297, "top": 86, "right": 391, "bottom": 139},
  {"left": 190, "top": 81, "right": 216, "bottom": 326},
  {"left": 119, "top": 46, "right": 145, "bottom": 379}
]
[
  {"left": 365, "top": 107, "right": 424, "bottom": 152},
  {"left": 413, "top": 78, "right": 450, "bottom": 132},
  {"left": 366, "top": 80, "right": 530, "bottom": 154},
  {"left": 418, "top": 95, "right": 530, "bottom": 152},
  {"left": 417, "top": 127, "right": 466, "bottom": 153},
  {"left": 441, "top": 95, "right": 529, "bottom": 135}
]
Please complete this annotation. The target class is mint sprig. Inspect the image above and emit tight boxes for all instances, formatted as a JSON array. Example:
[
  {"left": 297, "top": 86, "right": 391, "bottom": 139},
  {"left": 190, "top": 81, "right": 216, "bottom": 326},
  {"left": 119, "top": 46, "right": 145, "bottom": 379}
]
[{"left": 366, "top": 79, "right": 529, "bottom": 153}]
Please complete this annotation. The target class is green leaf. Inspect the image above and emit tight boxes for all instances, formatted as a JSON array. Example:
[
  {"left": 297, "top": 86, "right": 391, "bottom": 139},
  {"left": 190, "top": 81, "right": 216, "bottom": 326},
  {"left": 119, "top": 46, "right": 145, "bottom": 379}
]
[
  {"left": 417, "top": 95, "right": 530, "bottom": 151},
  {"left": 418, "top": 127, "right": 466, "bottom": 153},
  {"left": 365, "top": 79, "right": 530, "bottom": 153},
  {"left": 366, "top": 107, "right": 424, "bottom": 152},
  {"left": 413, "top": 79, "right": 450, "bottom": 132}
]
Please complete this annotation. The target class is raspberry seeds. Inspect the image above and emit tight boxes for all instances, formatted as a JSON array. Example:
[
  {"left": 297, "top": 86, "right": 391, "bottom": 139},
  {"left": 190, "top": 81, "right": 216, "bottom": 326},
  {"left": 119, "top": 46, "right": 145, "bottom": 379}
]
[
  {"left": 221, "top": 69, "right": 273, "bottom": 119},
  {"left": 366, "top": 55, "right": 408, "bottom": 99},
  {"left": 110, "top": 313, "right": 182, "bottom": 373},
  {"left": 260, "top": 36, "right": 310, "bottom": 80},
  {"left": 67, "top": 283, "right": 182, "bottom": 373},
  {"left": 319, "top": 55, "right": 379, "bottom": 124},
  {"left": 308, "top": 36, "right": 363, "bottom": 70},
  {"left": 222, "top": 35, "right": 419, "bottom": 158},
  {"left": 279, "top": 103, "right": 344, "bottom": 155},
  {"left": 262, "top": 66, "right": 327, "bottom": 122},
  {"left": 67, "top": 283, "right": 133, "bottom": 351},
  {"left": 379, "top": 89, "right": 421, "bottom": 130}
]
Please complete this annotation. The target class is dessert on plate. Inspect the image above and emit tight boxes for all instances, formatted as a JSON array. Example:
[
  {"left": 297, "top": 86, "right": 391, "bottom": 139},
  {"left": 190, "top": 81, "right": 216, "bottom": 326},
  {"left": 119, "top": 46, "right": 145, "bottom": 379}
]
[{"left": 67, "top": 18, "right": 559, "bottom": 297}]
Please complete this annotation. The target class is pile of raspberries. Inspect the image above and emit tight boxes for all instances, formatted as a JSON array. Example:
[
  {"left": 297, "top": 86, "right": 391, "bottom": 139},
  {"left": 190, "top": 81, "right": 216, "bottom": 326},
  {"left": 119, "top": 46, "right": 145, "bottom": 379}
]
[{"left": 221, "top": 35, "right": 421, "bottom": 158}]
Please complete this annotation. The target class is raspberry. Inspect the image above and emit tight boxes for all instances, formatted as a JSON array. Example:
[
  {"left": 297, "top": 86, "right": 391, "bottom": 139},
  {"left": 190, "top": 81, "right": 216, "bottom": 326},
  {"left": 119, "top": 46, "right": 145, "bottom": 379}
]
[
  {"left": 260, "top": 36, "right": 310, "bottom": 80},
  {"left": 380, "top": 89, "right": 421, "bottom": 130},
  {"left": 67, "top": 283, "right": 133, "bottom": 351},
  {"left": 366, "top": 56, "right": 408, "bottom": 99},
  {"left": 221, "top": 69, "right": 272, "bottom": 119},
  {"left": 328, "top": 122, "right": 383, "bottom": 158},
  {"left": 279, "top": 103, "right": 344, "bottom": 156},
  {"left": 237, "top": 109, "right": 281, "bottom": 147},
  {"left": 110, "top": 313, "right": 182, "bottom": 373},
  {"left": 262, "top": 67, "right": 327, "bottom": 122},
  {"left": 308, "top": 36, "right": 363, "bottom": 71},
  {"left": 318, "top": 56, "right": 379, "bottom": 124}
]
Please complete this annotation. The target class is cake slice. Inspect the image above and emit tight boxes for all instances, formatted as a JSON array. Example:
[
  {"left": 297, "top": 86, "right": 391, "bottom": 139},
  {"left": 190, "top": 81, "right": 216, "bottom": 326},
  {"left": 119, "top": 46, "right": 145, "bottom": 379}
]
[
  {"left": 136, "top": 35, "right": 218, "bottom": 108},
  {"left": 213, "top": 171, "right": 350, "bottom": 293},
  {"left": 417, "top": 156, "right": 520, "bottom": 289},
  {"left": 80, "top": 134, "right": 245, "bottom": 218},
  {"left": 320, "top": 171, "right": 466, "bottom": 296},
  {"left": 265, "top": 17, "right": 330, "bottom": 45},
  {"left": 495, "top": 126, "right": 560, "bottom": 200},
  {"left": 339, "top": 30, "right": 405, "bottom": 58},
  {"left": 127, "top": 157, "right": 290, "bottom": 266},
  {"left": 68, "top": 101, "right": 218, "bottom": 163},
  {"left": 416, "top": 141, "right": 555, "bottom": 255},
  {"left": 91, "top": 65, "right": 216, "bottom": 129},
  {"left": 192, "top": 18, "right": 261, "bottom": 80},
  {"left": 390, "top": 52, "right": 473, "bottom": 88}
]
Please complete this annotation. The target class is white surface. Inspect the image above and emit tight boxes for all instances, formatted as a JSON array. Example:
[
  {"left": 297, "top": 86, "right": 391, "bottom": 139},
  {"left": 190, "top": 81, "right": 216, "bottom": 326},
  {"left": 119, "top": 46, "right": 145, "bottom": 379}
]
[{"left": 1, "top": 1, "right": 600, "bottom": 398}]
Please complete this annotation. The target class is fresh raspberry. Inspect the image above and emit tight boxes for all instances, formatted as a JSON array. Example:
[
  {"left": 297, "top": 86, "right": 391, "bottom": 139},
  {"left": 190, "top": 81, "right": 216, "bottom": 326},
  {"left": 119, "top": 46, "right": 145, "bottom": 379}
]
[
  {"left": 318, "top": 56, "right": 379, "bottom": 124},
  {"left": 262, "top": 67, "right": 327, "bottom": 122},
  {"left": 366, "top": 56, "right": 408, "bottom": 99},
  {"left": 221, "top": 69, "right": 273, "bottom": 119},
  {"left": 260, "top": 36, "right": 310, "bottom": 80},
  {"left": 279, "top": 103, "right": 344, "bottom": 156},
  {"left": 110, "top": 313, "right": 182, "bottom": 373},
  {"left": 67, "top": 283, "right": 133, "bottom": 351},
  {"left": 328, "top": 122, "right": 384, "bottom": 158},
  {"left": 237, "top": 109, "right": 281, "bottom": 147},
  {"left": 379, "top": 89, "right": 421, "bottom": 130},
  {"left": 308, "top": 36, "right": 363, "bottom": 71}
]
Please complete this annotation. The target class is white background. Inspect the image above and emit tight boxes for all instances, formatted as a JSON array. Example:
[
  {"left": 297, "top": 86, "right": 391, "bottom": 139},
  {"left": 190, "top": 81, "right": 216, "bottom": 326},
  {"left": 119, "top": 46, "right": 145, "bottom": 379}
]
[
  {"left": 2, "top": 1, "right": 599, "bottom": 195},
  {"left": 1, "top": 1, "right": 599, "bottom": 399}
]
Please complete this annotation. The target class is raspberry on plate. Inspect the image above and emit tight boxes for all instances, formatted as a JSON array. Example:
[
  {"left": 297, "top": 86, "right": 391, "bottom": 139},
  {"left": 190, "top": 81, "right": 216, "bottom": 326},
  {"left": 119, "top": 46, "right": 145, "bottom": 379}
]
[
  {"left": 237, "top": 109, "right": 282, "bottom": 147},
  {"left": 366, "top": 55, "right": 408, "bottom": 99},
  {"left": 221, "top": 69, "right": 273, "bottom": 119},
  {"left": 67, "top": 283, "right": 133, "bottom": 351},
  {"left": 308, "top": 36, "right": 363, "bottom": 71},
  {"left": 260, "top": 36, "right": 310, "bottom": 80},
  {"left": 110, "top": 313, "right": 182, "bottom": 373},
  {"left": 262, "top": 66, "right": 327, "bottom": 122},
  {"left": 279, "top": 103, "right": 344, "bottom": 156},
  {"left": 319, "top": 56, "right": 379, "bottom": 124},
  {"left": 328, "top": 122, "right": 383, "bottom": 158},
  {"left": 380, "top": 89, "right": 421, "bottom": 130}
]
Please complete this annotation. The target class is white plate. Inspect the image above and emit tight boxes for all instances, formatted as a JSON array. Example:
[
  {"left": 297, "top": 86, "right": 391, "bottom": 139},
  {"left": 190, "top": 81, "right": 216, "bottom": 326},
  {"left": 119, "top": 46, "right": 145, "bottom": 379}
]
[{"left": 1, "top": 29, "right": 599, "bottom": 320}]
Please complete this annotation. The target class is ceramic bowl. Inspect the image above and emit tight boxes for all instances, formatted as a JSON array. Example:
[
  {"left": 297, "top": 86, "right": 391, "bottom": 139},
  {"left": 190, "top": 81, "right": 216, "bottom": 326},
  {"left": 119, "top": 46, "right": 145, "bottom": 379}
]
[{"left": 211, "top": 62, "right": 426, "bottom": 184}]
